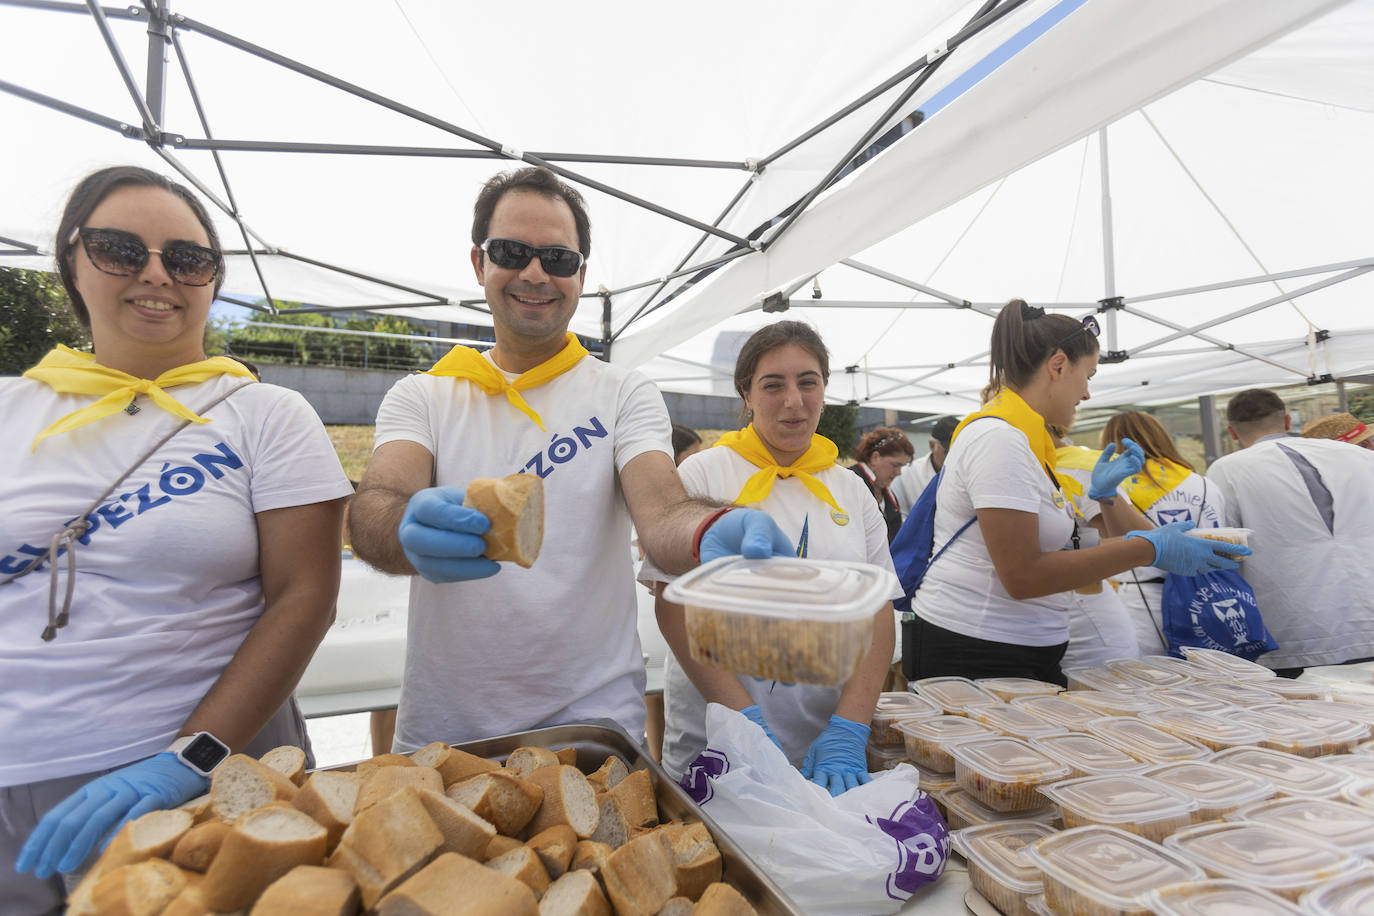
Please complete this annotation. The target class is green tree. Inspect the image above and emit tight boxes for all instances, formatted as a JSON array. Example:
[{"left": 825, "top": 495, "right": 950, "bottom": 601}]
[
  {"left": 0, "top": 267, "right": 89, "bottom": 374},
  {"left": 817, "top": 403, "right": 858, "bottom": 457},
  {"left": 218, "top": 304, "right": 433, "bottom": 370},
  {"left": 1349, "top": 387, "right": 1374, "bottom": 425}
]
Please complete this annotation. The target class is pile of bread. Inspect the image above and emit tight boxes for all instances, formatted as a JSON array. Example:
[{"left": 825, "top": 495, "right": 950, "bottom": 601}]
[{"left": 67, "top": 742, "right": 761, "bottom": 915}]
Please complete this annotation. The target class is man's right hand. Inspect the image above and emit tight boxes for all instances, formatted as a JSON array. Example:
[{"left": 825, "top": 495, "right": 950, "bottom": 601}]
[{"left": 398, "top": 487, "right": 501, "bottom": 583}]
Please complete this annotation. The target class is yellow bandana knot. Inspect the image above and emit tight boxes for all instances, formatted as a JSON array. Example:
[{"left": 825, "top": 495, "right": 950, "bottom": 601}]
[
  {"left": 952, "top": 388, "right": 1059, "bottom": 476},
  {"left": 426, "top": 332, "right": 587, "bottom": 431},
  {"left": 715, "top": 425, "right": 846, "bottom": 516}
]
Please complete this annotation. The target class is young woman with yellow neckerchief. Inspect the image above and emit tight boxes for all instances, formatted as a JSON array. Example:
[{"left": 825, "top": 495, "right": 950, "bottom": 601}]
[
  {"left": 641, "top": 321, "right": 901, "bottom": 796},
  {"left": 907, "top": 300, "right": 1248, "bottom": 685}
]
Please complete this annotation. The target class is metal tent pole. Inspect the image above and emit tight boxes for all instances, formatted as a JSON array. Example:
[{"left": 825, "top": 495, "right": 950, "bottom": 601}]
[
  {"left": 1099, "top": 127, "right": 1120, "bottom": 357},
  {"left": 1127, "top": 257, "right": 1374, "bottom": 303},
  {"left": 1199, "top": 394, "right": 1223, "bottom": 466}
]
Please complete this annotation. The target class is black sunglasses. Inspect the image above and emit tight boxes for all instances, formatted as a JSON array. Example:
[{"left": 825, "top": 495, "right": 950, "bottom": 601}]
[
  {"left": 1050, "top": 315, "right": 1101, "bottom": 354},
  {"left": 71, "top": 227, "right": 222, "bottom": 287},
  {"left": 480, "top": 237, "right": 584, "bottom": 278}
]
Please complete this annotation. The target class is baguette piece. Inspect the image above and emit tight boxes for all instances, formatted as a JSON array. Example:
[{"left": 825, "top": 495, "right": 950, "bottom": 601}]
[
  {"left": 328, "top": 787, "right": 443, "bottom": 909},
  {"left": 604, "top": 769, "right": 657, "bottom": 830},
  {"left": 259, "top": 746, "right": 307, "bottom": 787},
  {"left": 659, "top": 823, "right": 721, "bottom": 900},
  {"left": 413, "top": 787, "right": 497, "bottom": 859},
  {"left": 102, "top": 808, "right": 195, "bottom": 873},
  {"left": 601, "top": 833, "right": 677, "bottom": 916},
  {"left": 523, "top": 765, "right": 600, "bottom": 839},
  {"left": 210, "top": 754, "right": 299, "bottom": 822},
  {"left": 588, "top": 794, "right": 634, "bottom": 849},
  {"left": 486, "top": 834, "right": 526, "bottom": 861},
  {"left": 178, "top": 794, "right": 214, "bottom": 824},
  {"left": 293, "top": 770, "right": 362, "bottom": 853},
  {"left": 88, "top": 858, "right": 188, "bottom": 916},
  {"left": 463, "top": 473, "right": 544, "bottom": 567},
  {"left": 694, "top": 882, "right": 758, "bottom": 915},
  {"left": 376, "top": 852, "right": 538, "bottom": 916},
  {"left": 354, "top": 765, "right": 444, "bottom": 814},
  {"left": 570, "top": 840, "right": 613, "bottom": 879},
  {"left": 200, "top": 805, "right": 327, "bottom": 912},
  {"left": 656, "top": 899, "right": 694, "bottom": 916},
  {"left": 527, "top": 824, "right": 578, "bottom": 880},
  {"left": 505, "top": 746, "right": 561, "bottom": 777},
  {"left": 250, "top": 864, "right": 359, "bottom": 915},
  {"left": 171, "top": 820, "right": 231, "bottom": 873},
  {"left": 554, "top": 747, "right": 578, "bottom": 767},
  {"left": 587, "top": 757, "right": 629, "bottom": 794},
  {"left": 539, "top": 870, "right": 611, "bottom": 916},
  {"left": 486, "top": 844, "right": 552, "bottom": 900},
  {"left": 446, "top": 771, "right": 544, "bottom": 836},
  {"left": 409, "top": 742, "right": 500, "bottom": 787},
  {"left": 355, "top": 753, "right": 416, "bottom": 778}
]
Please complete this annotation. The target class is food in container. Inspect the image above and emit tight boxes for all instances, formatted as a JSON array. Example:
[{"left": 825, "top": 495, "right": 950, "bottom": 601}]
[
  {"left": 1145, "top": 688, "right": 1232, "bottom": 714},
  {"left": 1024, "top": 895, "right": 1054, "bottom": 916},
  {"left": 1229, "top": 708, "right": 1343, "bottom": 758},
  {"left": 949, "top": 737, "right": 1072, "bottom": 813},
  {"left": 974, "top": 677, "right": 1063, "bottom": 703},
  {"left": 1106, "top": 657, "right": 1193, "bottom": 689},
  {"left": 1135, "top": 654, "right": 1209, "bottom": 680},
  {"left": 1063, "top": 665, "right": 1131, "bottom": 692},
  {"left": 1253, "top": 679, "right": 1331, "bottom": 701},
  {"left": 663, "top": 556, "right": 896, "bottom": 686},
  {"left": 1145, "top": 879, "right": 1303, "bottom": 915},
  {"left": 1162, "top": 822, "right": 1362, "bottom": 902},
  {"left": 912, "top": 676, "right": 999, "bottom": 715},
  {"left": 868, "top": 691, "right": 942, "bottom": 745},
  {"left": 1321, "top": 754, "right": 1374, "bottom": 781},
  {"left": 1178, "top": 646, "right": 1277, "bottom": 681},
  {"left": 1195, "top": 681, "right": 1282, "bottom": 707},
  {"left": 936, "top": 785, "right": 1058, "bottom": 831},
  {"left": 968, "top": 703, "right": 1066, "bottom": 740},
  {"left": 1185, "top": 526, "right": 1251, "bottom": 548},
  {"left": 1229, "top": 797, "right": 1374, "bottom": 857},
  {"left": 1030, "top": 733, "right": 1148, "bottom": 779},
  {"left": 909, "top": 760, "right": 957, "bottom": 794},
  {"left": 1140, "top": 708, "right": 1268, "bottom": 753},
  {"left": 894, "top": 716, "right": 998, "bottom": 773},
  {"left": 1253, "top": 704, "right": 1371, "bottom": 751},
  {"left": 1024, "top": 825, "right": 1206, "bottom": 916},
  {"left": 864, "top": 738, "right": 910, "bottom": 772},
  {"left": 951, "top": 821, "right": 1055, "bottom": 916},
  {"left": 1208, "top": 747, "right": 1353, "bottom": 800},
  {"left": 1040, "top": 773, "right": 1197, "bottom": 843},
  {"left": 1338, "top": 778, "right": 1374, "bottom": 813},
  {"left": 1290, "top": 698, "right": 1374, "bottom": 728},
  {"left": 1142, "top": 760, "right": 1276, "bottom": 823},
  {"left": 1011, "top": 694, "right": 1102, "bottom": 731},
  {"left": 1062, "top": 689, "right": 1161, "bottom": 718},
  {"left": 1299, "top": 869, "right": 1374, "bottom": 916},
  {"left": 1087, "top": 716, "right": 1211, "bottom": 765}
]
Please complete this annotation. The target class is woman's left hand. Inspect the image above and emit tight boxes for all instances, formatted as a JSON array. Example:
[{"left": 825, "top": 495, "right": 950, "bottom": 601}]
[
  {"left": 1089, "top": 437, "right": 1146, "bottom": 500},
  {"left": 799, "top": 715, "right": 873, "bottom": 796}
]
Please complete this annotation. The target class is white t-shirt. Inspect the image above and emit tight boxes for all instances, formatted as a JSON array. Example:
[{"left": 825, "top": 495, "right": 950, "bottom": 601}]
[
  {"left": 891, "top": 453, "right": 938, "bottom": 518},
  {"left": 913, "top": 420, "right": 1077, "bottom": 647},
  {"left": 638, "top": 446, "right": 901, "bottom": 778},
  {"left": 1207, "top": 436, "right": 1374, "bottom": 670},
  {"left": 0, "top": 375, "right": 351, "bottom": 786},
  {"left": 376, "top": 355, "right": 672, "bottom": 750}
]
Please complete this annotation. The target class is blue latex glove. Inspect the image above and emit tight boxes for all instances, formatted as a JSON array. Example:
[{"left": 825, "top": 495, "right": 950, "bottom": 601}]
[
  {"left": 1089, "top": 437, "right": 1146, "bottom": 500},
  {"left": 1125, "top": 520, "right": 1252, "bottom": 576},
  {"left": 800, "top": 715, "right": 873, "bottom": 796},
  {"left": 700, "top": 509, "right": 794, "bottom": 564},
  {"left": 16, "top": 753, "right": 208, "bottom": 879},
  {"left": 399, "top": 486, "right": 500, "bottom": 583},
  {"left": 740, "top": 705, "right": 784, "bottom": 751}
]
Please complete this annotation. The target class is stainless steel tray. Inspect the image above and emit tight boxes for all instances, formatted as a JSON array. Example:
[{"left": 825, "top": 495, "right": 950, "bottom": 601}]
[{"left": 451, "top": 718, "right": 804, "bottom": 916}]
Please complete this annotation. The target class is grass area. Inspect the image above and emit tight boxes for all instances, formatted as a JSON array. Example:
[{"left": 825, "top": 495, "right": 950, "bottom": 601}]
[{"left": 327, "top": 425, "right": 375, "bottom": 484}]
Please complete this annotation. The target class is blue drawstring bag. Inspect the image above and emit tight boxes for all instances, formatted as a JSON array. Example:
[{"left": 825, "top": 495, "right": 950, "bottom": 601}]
[{"left": 1160, "top": 568, "right": 1278, "bottom": 661}]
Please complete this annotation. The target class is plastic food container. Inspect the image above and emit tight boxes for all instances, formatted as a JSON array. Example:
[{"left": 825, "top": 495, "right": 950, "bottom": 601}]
[
  {"left": 951, "top": 821, "right": 1056, "bottom": 916},
  {"left": 1185, "top": 526, "right": 1251, "bottom": 549},
  {"left": 969, "top": 703, "right": 1066, "bottom": 740},
  {"left": 1024, "top": 825, "right": 1206, "bottom": 916},
  {"left": 868, "top": 691, "right": 942, "bottom": 745},
  {"left": 864, "top": 738, "right": 910, "bottom": 772},
  {"left": 1107, "top": 657, "right": 1193, "bottom": 689},
  {"left": 949, "top": 736, "right": 1072, "bottom": 812},
  {"left": 1299, "top": 870, "right": 1374, "bottom": 916},
  {"left": 1011, "top": 693, "right": 1103, "bottom": 731},
  {"left": 1254, "top": 680, "right": 1332, "bottom": 701},
  {"left": 1140, "top": 708, "right": 1268, "bottom": 752},
  {"left": 663, "top": 556, "right": 896, "bottom": 686},
  {"left": 1255, "top": 704, "right": 1371, "bottom": 749},
  {"left": 1145, "top": 688, "right": 1232, "bottom": 714},
  {"left": 1063, "top": 665, "right": 1131, "bottom": 692},
  {"left": 894, "top": 715, "right": 998, "bottom": 773},
  {"left": 1322, "top": 755, "right": 1374, "bottom": 781},
  {"left": 1230, "top": 797, "right": 1374, "bottom": 857},
  {"left": 1087, "top": 716, "right": 1211, "bottom": 765},
  {"left": 1163, "top": 822, "right": 1362, "bottom": 902},
  {"left": 1031, "top": 732, "right": 1148, "bottom": 779},
  {"left": 912, "top": 676, "right": 999, "bottom": 715},
  {"left": 1146, "top": 879, "right": 1303, "bottom": 915},
  {"left": 1208, "top": 747, "right": 1353, "bottom": 800},
  {"left": 1135, "top": 654, "right": 1210, "bottom": 681},
  {"left": 1290, "top": 698, "right": 1374, "bottom": 728},
  {"left": 974, "top": 677, "right": 1063, "bottom": 703},
  {"left": 1229, "top": 708, "right": 1339, "bottom": 758},
  {"left": 1062, "top": 689, "right": 1161, "bottom": 718},
  {"left": 1142, "top": 760, "right": 1276, "bottom": 823},
  {"left": 1178, "top": 646, "right": 1277, "bottom": 681},
  {"left": 1338, "top": 778, "right": 1374, "bottom": 813},
  {"left": 1196, "top": 681, "right": 1282, "bottom": 707},
  {"left": 936, "top": 785, "right": 1058, "bottom": 831},
  {"left": 909, "top": 760, "right": 956, "bottom": 794},
  {"left": 1041, "top": 773, "right": 1197, "bottom": 842}
]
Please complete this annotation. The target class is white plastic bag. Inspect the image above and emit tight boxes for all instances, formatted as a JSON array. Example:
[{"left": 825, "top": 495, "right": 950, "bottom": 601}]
[{"left": 680, "top": 704, "right": 950, "bottom": 915}]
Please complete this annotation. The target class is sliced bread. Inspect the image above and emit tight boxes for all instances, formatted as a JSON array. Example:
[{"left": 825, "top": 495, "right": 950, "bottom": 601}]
[
  {"left": 659, "top": 823, "right": 721, "bottom": 900},
  {"left": 258, "top": 745, "right": 307, "bottom": 787},
  {"left": 412, "top": 787, "right": 497, "bottom": 859},
  {"left": 485, "top": 844, "right": 551, "bottom": 900},
  {"left": 445, "top": 771, "right": 543, "bottom": 836},
  {"left": 249, "top": 864, "right": 359, "bottom": 915},
  {"left": 694, "top": 882, "right": 759, "bottom": 915},
  {"left": 504, "top": 746, "right": 560, "bottom": 778},
  {"left": 463, "top": 473, "right": 543, "bottom": 568},
  {"left": 170, "top": 820, "right": 231, "bottom": 873},
  {"left": 89, "top": 857, "right": 188, "bottom": 916},
  {"left": 409, "top": 742, "right": 500, "bottom": 787},
  {"left": 199, "top": 804, "right": 328, "bottom": 912},
  {"left": 586, "top": 757, "right": 629, "bottom": 793},
  {"left": 526, "top": 824, "right": 577, "bottom": 880},
  {"left": 328, "top": 786, "right": 443, "bottom": 909},
  {"left": 376, "top": 852, "right": 538, "bottom": 916},
  {"left": 522, "top": 765, "right": 599, "bottom": 839},
  {"left": 538, "top": 870, "right": 611, "bottom": 916},
  {"left": 209, "top": 754, "right": 299, "bottom": 822},
  {"left": 354, "top": 765, "right": 444, "bottom": 814},
  {"left": 600, "top": 833, "right": 676, "bottom": 916}
]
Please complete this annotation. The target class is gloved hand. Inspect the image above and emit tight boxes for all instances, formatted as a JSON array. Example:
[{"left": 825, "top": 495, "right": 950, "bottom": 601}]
[
  {"left": 740, "top": 705, "right": 784, "bottom": 751},
  {"left": 16, "top": 753, "right": 209, "bottom": 879},
  {"left": 700, "top": 509, "right": 794, "bottom": 564},
  {"left": 1124, "top": 520, "right": 1252, "bottom": 576},
  {"left": 800, "top": 715, "right": 873, "bottom": 796},
  {"left": 1089, "top": 438, "right": 1146, "bottom": 500},
  {"left": 399, "top": 486, "right": 500, "bottom": 583}
]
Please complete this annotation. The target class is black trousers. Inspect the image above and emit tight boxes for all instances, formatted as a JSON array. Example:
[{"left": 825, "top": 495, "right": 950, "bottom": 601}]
[{"left": 905, "top": 615, "right": 1069, "bottom": 688}]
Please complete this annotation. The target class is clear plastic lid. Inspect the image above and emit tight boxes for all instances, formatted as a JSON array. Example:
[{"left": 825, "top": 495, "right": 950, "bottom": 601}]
[
  {"left": 1322, "top": 755, "right": 1374, "bottom": 781},
  {"left": 908, "top": 760, "right": 957, "bottom": 792},
  {"left": 1229, "top": 797, "right": 1374, "bottom": 856},
  {"left": 1146, "top": 879, "right": 1303, "bottom": 915},
  {"left": 1254, "top": 704, "right": 1371, "bottom": 743},
  {"left": 1291, "top": 699, "right": 1374, "bottom": 727},
  {"left": 1143, "top": 761, "right": 1276, "bottom": 811},
  {"left": 1178, "top": 647, "right": 1277, "bottom": 681},
  {"left": 1141, "top": 708, "right": 1269, "bottom": 750},
  {"left": 1011, "top": 694, "right": 1102, "bottom": 731},
  {"left": 1163, "top": 823, "right": 1361, "bottom": 894},
  {"left": 974, "top": 677, "right": 1063, "bottom": 703},
  {"left": 1062, "top": 689, "right": 1161, "bottom": 718},
  {"left": 1063, "top": 665, "right": 1131, "bottom": 692},
  {"left": 912, "top": 676, "right": 999, "bottom": 713},
  {"left": 1030, "top": 733, "right": 1149, "bottom": 777},
  {"left": 1185, "top": 526, "right": 1252, "bottom": 548},
  {"left": 871, "top": 691, "right": 942, "bottom": 722},
  {"left": 1146, "top": 688, "right": 1232, "bottom": 714},
  {"left": 1253, "top": 680, "right": 1332, "bottom": 701},
  {"left": 663, "top": 555, "right": 897, "bottom": 621},
  {"left": 1339, "top": 778, "right": 1374, "bottom": 813},
  {"left": 1136, "top": 654, "right": 1211, "bottom": 680},
  {"left": 1209, "top": 747, "right": 1354, "bottom": 799},
  {"left": 969, "top": 703, "right": 1066, "bottom": 739},
  {"left": 1024, "top": 825, "right": 1205, "bottom": 910},
  {"left": 1231, "top": 708, "right": 1340, "bottom": 757},
  {"left": 1040, "top": 773, "right": 1197, "bottom": 825},
  {"left": 1107, "top": 657, "right": 1193, "bottom": 689},
  {"left": 1299, "top": 870, "right": 1374, "bottom": 916},
  {"left": 951, "top": 821, "right": 1056, "bottom": 895},
  {"left": 865, "top": 740, "right": 909, "bottom": 768},
  {"left": 1196, "top": 681, "right": 1283, "bottom": 707},
  {"left": 894, "top": 714, "right": 998, "bottom": 744},
  {"left": 937, "top": 785, "right": 1058, "bottom": 829},
  {"left": 947, "top": 736, "right": 1072, "bottom": 784},
  {"left": 1087, "top": 716, "right": 1211, "bottom": 764}
]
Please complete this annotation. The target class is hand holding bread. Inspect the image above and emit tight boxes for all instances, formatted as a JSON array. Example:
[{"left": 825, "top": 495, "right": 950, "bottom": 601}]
[{"left": 399, "top": 476, "right": 542, "bottom": 581}]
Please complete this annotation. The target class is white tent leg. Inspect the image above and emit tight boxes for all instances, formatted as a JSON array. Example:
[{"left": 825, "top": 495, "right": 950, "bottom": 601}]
[
  {"left": 1099, "top": 127, "right": 1119, "bottom": 355},
  {"left": 1199, "top": 395, "right": 1224, "bottom": 466}
]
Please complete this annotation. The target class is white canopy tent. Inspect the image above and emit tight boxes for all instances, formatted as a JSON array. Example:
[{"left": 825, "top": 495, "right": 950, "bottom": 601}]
[{"left": 2, "top": 0, "right": 1369, "bottom": 415}]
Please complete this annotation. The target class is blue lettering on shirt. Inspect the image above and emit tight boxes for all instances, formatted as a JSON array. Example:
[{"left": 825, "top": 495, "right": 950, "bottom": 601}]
[{"left": 516, "top": 415, "right": 606, "bottom": 480}]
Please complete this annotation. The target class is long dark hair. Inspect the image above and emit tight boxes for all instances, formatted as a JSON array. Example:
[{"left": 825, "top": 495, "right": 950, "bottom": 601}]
[{"left": 984, "top": 299, "right": 1099, "bottom": 402}]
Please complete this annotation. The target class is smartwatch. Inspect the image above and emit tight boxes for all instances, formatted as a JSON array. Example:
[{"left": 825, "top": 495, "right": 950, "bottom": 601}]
[{"left": 168, "top": 731, "right": 231, "bottom": 777}]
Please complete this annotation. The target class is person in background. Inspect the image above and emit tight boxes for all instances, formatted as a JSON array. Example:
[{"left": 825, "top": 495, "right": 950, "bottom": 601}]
[
  {"left": 1302, "top": 412, "right": 1374, "bottom": 451},
  {"left": 671, "top": 424, "right": 703, "bottom": 465},
  {"left": 891, "top": 415, "right": 958, "bottom": 519},
  {"left": 4, "top": 166, "right": 351, "bottom": 908},
  {"left": 1207, "top": 389, "right": 1374, "bottom": 677},
  {"left": 851, "top": 427, "right": 914, "bottom": 543},
  {"left": 643, "top": 321, "right": 900, "bottom": 795},
  {"left": 908, "top": 300, "right": 1245, "bottom": 685}
]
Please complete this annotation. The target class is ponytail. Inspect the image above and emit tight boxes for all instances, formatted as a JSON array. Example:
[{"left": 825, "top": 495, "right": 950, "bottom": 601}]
[{"left": 986, "top": 299, "right": 1099, "bottom": 398}]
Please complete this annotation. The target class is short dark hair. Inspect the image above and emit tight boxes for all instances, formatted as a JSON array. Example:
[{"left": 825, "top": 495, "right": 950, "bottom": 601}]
[
  {"left": 930, "top": 415, "right": 959, "bottom": 448},
  {"left": 733, "top": 320, "right": 830, "bottom": 402},
  {"left": 856, "top": 427, "right": 915, "bottom": 463},
  {"left": 671, "top": 424, "right": 701, "bottom": 463},
  {"left": 56, "top": 166, "right": 224, "bottom": 329},
  {"left": 985, "top": 298, "right": 1099, "bottom": 400},
  {"left": 471, "top": 167, "right": 591, "bottom": 258},
  {"left": 1226, "top": 388, "right": 1287, "bottom": 425}
]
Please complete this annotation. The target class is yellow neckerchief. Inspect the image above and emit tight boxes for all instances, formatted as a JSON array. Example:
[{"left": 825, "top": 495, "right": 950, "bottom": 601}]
[
  {"left": 1122, "top": 458, "right": 1191, "bottom": 513},
  {"left": 425, "top": 332, "right": 587, "bottom": 431},
  {"left": 23, "top": 345, "right": 256, "bottom": 451},
  {"left": 952, "top": 387, "right": 1059, "bottom": 482},
  {"left": 715, "top": 425, "right": 846, "bottom": 517},
  {"left": 1053, "top": 444, "right": 1098, "bottom": 504}
]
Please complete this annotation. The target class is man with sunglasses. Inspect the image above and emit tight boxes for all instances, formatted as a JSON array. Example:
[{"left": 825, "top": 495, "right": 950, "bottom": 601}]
[{"left": 350, "top": 167, "right": 792, "bottom": 751}]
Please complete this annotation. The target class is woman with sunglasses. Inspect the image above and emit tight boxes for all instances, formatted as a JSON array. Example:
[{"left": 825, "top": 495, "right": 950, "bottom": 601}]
[
  {"left": 850, "top": 427, "right": 914, "bottom": 543},
  {"left": 1, "top": 166, "right": 351, "bottom": 908},
  {"left": 642, "top": 321, "right": 901, "bottom": 796},
  {"left": 907, "top": 301, "right": 1248, "bottom": 685}
]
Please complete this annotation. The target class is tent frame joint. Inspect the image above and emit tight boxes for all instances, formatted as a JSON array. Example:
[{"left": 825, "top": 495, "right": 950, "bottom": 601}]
[
  {"left": 1100, "top": 350, "right": 1129, "bottom": 364},
  {"left": 1314, "top": 328, "right": 1331, "bottom": 342},
  {"left": 1097, "top": 296, "right": 1125, "bottom": 312},
  {"left": 1307, "top": 373, "right": 1335, "bottom": 385},
  {"left": 761, "top": 291, "right": 789, "bottom": 312}
]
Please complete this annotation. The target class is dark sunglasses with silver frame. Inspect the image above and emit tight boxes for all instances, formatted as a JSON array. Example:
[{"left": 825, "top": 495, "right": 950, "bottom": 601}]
[
  {"left": 70, "top": 226, "right": 222, "bottom": 287},
  {"left": 1050, "top": 314, "right": 1101, "bottom": 355},
  {"left": 480, "top": 237, "right": 585, "bottom": 278}
]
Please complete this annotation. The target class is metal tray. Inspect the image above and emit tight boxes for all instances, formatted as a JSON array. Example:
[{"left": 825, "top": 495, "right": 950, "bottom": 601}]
[{"left": 450, "top": 718, "right": 804, "bottom": 916}]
